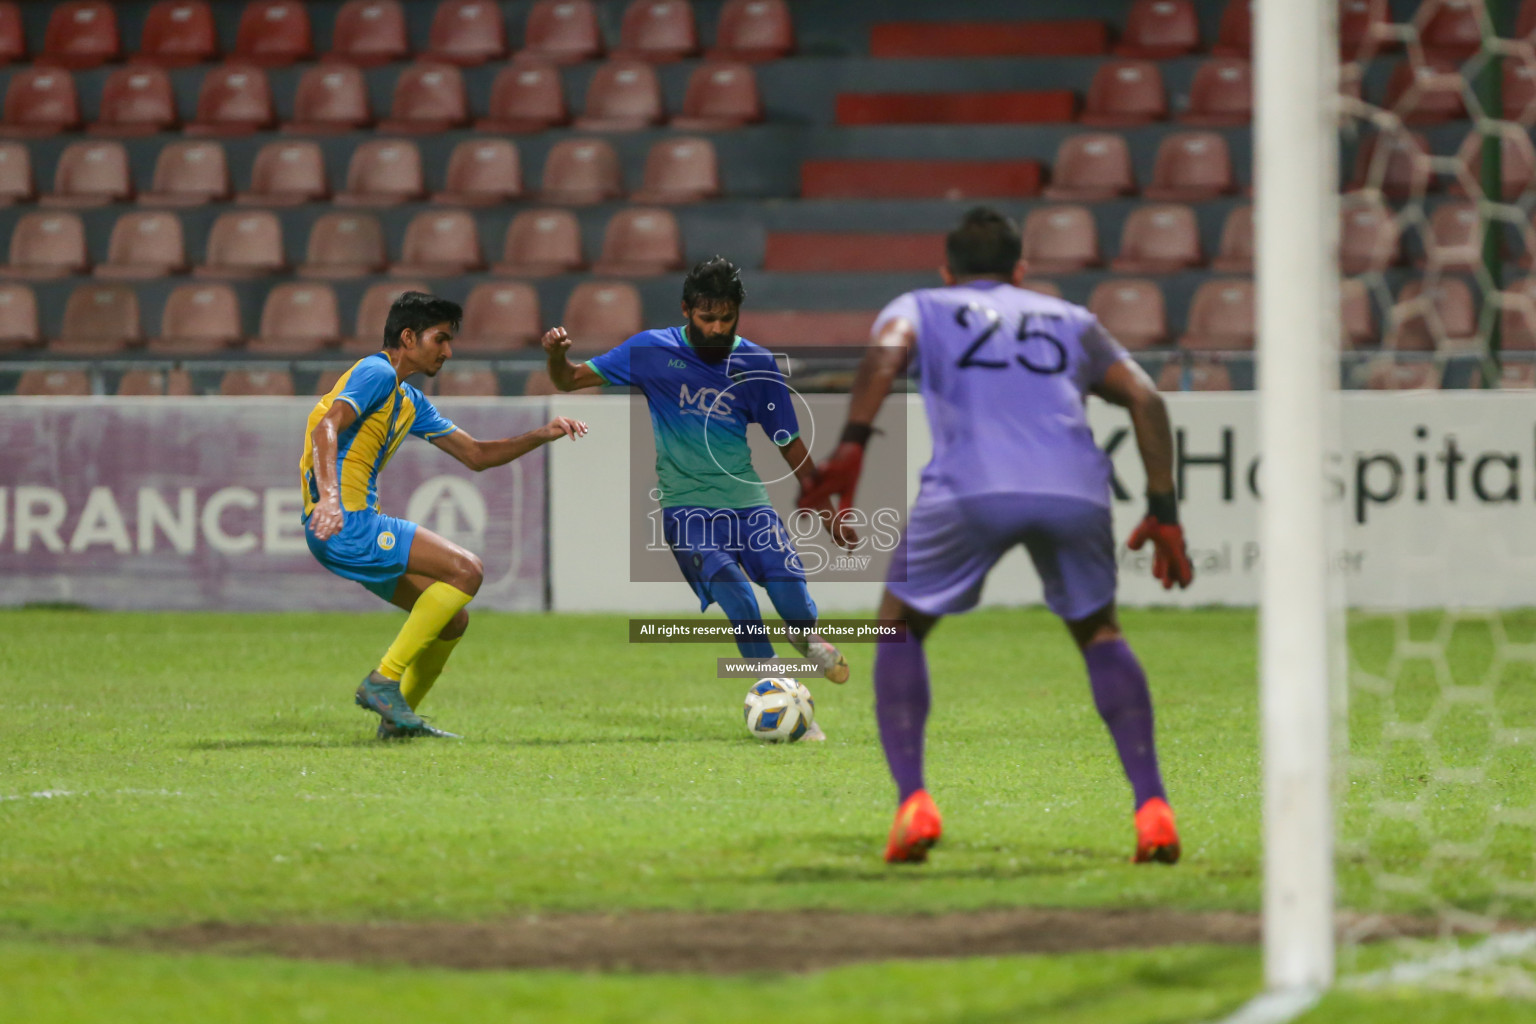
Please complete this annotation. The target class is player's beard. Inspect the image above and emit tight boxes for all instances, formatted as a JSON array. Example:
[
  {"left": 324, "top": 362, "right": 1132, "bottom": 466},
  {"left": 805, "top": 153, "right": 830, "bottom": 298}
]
[{"left": 694, "top": 339, "right": 732, "bottom": 363}]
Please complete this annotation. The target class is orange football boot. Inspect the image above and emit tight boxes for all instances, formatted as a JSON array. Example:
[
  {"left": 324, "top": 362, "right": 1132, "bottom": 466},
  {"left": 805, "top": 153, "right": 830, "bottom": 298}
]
[
  {"left": 1133, "top": 796, "right": 1180, "bottom": 864},
  {"left": 884, "top": 789, "right": 943, "bottom": 863}
]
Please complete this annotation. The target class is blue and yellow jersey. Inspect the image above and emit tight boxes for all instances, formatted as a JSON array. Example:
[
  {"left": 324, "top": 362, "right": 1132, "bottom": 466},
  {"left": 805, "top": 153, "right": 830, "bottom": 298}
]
[{"left": 300, "top": 352, "right": 458, "bottom": 517}]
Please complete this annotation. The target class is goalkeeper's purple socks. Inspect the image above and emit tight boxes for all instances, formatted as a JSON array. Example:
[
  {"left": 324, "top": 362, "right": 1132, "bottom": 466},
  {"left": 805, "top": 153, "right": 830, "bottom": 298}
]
[
  {"left": 1084, "top": 637, "right": 1167, "bottom": 809},
  {"left": 874, "top": 634, "right": 931, "bottom": 803}
]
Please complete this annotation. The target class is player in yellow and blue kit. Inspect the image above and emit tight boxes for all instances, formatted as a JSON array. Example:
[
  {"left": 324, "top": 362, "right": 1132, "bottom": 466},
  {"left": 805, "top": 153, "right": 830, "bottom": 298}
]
[{"left": 304, "top": 291, "right": 588, "bottom": 739}]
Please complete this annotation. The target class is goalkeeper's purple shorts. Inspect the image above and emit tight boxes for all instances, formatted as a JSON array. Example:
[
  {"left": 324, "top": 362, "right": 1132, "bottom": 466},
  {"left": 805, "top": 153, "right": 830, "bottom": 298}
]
[{"left": 886, "top": 492, "right": 1117, "bottom": 621}]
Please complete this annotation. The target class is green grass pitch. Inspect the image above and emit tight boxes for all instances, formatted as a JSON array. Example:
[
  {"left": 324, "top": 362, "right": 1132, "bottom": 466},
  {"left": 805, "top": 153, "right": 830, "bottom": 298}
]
[{"left": 1, "top": 607, "right": 1532, "bottom": 1023}]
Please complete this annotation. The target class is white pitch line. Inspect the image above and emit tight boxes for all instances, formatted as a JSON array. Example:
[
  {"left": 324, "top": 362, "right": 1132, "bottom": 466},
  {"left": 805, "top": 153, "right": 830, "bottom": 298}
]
[
  {"left": 1344, "top": 930, "right": 1536, "bottom": 991},
  {"left": 0, "top": 788, "right": 183, "bottom": 802},
  {"left": 1208, "top": 986, "right": 1322, "bottom": 1024}
]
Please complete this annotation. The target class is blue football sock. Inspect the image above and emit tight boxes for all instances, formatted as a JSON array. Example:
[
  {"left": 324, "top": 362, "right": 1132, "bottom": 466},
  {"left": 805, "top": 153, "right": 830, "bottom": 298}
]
[
  {"left": 764, "top": 579, "right": 818, "bottom": 654},
  {"left": 708, "top": 564, "right": 774, "bottom": 657}
]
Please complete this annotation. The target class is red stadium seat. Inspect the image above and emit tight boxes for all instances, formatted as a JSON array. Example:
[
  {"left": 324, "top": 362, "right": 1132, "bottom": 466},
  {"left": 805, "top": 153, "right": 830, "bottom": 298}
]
[
  {"left": 494, "top": 208, "right": 585, "bottom": 276},
  {"left": 118, "top": 369, "right": 196, "bottom": 396},
  {"left": 563, "top": 280, "right": 643, "bottom": 352},
  {"left": 0, "top": 3, "right": 24, "bottom": 65},
  {"left": 594, "top": 208, "right": 684, "bottom": 275},
  {"left": 1025, "top": 281, "right": 1066, "bottom": 301},
  {"left": 187, "top": 63, "right": 274, "bottom": 135},
  {"left": 234, "top": 1, "right": 312, "bottom": 65},
  {"left": 434, "top": 368, "right": 499, "bottom": 396},
  {"left": 1181, "top": 58, "right": 1252, "bottom": 126},
  {"left": 1422, "top": 200, "right": 1485, "bottom": 271},
  {"left": 42, "top": 2, "right": 119, "bottom": 69},
  {"left": 1211, "top": 204, "right": 1254, "bottom": 273},
  {"left": 140, "top": 1, "right": 218, "bottom": 66},
  {"left": 1506, "top": 59, "right": 1536, "bottom": 120},
  {"left": 1116, "top": 0, "right": 1199, "bottom": 58},
  {"left": 196, "top": 210, "right": 285, "bottom": 278},
  {"left": 1080, "top": 60, "right": 1166, "bottom": 127},
  {"left": 672, "top": 62, "right": 761, "bottom": 130},
  {"left": 1363, "top": 360, "right": 1441, "bottom": 391},
  {"left": 1420, "top": 0, "right": 1483, "bottom": 61},
  {"left": 92, "top": 66, "right": 178, "bottom": 136},
  {"left": 221, "top": 369, "right": 295, "bottom": 396},
  {"left": 96, "top": 211, "right": 187, "bottom": 279},
  {"left": 335, "top": 139, "right": 425, "bottom": 206},
  {"left": 141, "top": 141, "right": 230, "bottom": 205},
  {"left": 251, "top": 281, "right": 339, "bottom": 354},
  {"left": 577, "top": 59, "right": 665, "bottom": 131},
  {"left": 347, "top": 280, "right": 426, "bottom": 352},
  {"left": 1144, "top": 131, "right": 1237, "bottom": 201},
  {"left": 735, "top": 311, "right": 874, "bottom": 348},
  {"left": 52, "top": 283, "right": 142, "bottom": 353},
  {"left": 0, "top": 282, "right": 39, "bottom": 350},
  {"left": 459, "top": 280, "right": 542, "bottom": 352},
  {"left": 709, "top": 0, "right": 793, "bottom": 61},
  {"left": 330, "top": 0, "right": 410, "bottom": 66},
  {"left": 1021, "top": 205, "right": 1100, "bottom": 273},
  {"left": 2, "top": 68, "right": 81, "bottom": 136},
  {"left": 1501, "top": 276, "right": 1536, "bottom": 351},
  {"left": 380, "top": 62, "right": 469, "bottom": 133},
  {"left": 428, "top": 0, "right": 508, "bottom": 65},
  {"left": 299, "top": 212, "right": 387, "bottom": 279},
  {"left": 43, "top": 140, "right": 131, "bottom": 207},
  {"left": 435, "top": 139, "right": 523, "bottom": 205},
  {"left": 1157, "top": 359, "right": 1234, "bottom": 392},
  {"left": 634, "top": 137, "right": 719, "bottom": 203},
  {"left": 1043, "top": 133, "right": 1135, "bottom": 200},
  {"left": 3, "top": 212, "right": 88, "bottom": 278},
  {"left": 522, "top": 0, "right": 605, "bottom": 64},
  {"left": 1088, "top": 279, "right": 1167, "bottom": 349},
  {"left": 0, "top": 142, "right": 30, "bottom": 204},
  {"left": 393, "top": 210, "right": 484, "bottom": 277},
  {"left": 478, "top": 60, "right": 568, "bottom": 133},
  {"left": 1340, "top": 0, "right": 1391, "bottom": 56},
  {"left": 618, "top": 0, "right": 698, "bottom": 61},
  {"left": 1340, "top": 278, "right": 1377, "bottom": 348},
  {"left": 149, "top": 282, "right": 242, "bottom": 354},
  {"left": 1212, "top": 0, "right": 1252, "bottom": 56},
  {"left": 1180, "top": 279, "right": 1255, "bottom": 351},
  {"left": 540, "top": 138, "right": 623, "bottom": 204},
  {"left": 1349, "top": 131, "right": 1432, "bottom": 200},
  {"left": 287, "top": 63, "right": 372, "bottom": 134},
  {"left": 1385, "top": 60, "right": 1466, "bottom": 124},
  {"left": 239, "top": 140, "right": 328, "bottom": 205},
  {"left": 1453, "top": 128, "right": 1536, "bottom": 201},
  {"left": 1110, "top": 204, "right": 1202, "bottom": 273},
  {"left": 18, "top": 369, "right": 92, "bottom": 395},
  {"left": 1386, "top": 278, "right": 1476, "bottom": 351},
  {"left": 1522, "top": 0, "right": 1536, "bottom": 41}
]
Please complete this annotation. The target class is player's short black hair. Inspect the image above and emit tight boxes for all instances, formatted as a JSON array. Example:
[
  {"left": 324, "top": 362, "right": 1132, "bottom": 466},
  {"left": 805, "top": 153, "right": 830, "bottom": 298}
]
[
  {"left": 382, "top": 291, "right": 462, "bottom": 350},
  {"left": 682, "top": 256, "right": 746, "bottom": 309},
  {"left": 945, "top": 206, "right": 1022, "bottom": 277}
]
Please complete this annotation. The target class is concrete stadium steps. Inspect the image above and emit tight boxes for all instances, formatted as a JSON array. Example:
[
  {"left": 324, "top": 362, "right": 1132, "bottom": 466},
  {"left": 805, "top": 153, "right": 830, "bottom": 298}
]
[
  {"left": 867, "top": 20, "right": 1110, "bottom": 58},
  {"left": 799, "top": 160, "right": 1044, "bottom": 200}
]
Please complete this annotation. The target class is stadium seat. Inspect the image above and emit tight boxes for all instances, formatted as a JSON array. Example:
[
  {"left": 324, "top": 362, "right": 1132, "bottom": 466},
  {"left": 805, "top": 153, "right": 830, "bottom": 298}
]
[
  {"left": 392, "top": 210, "right": 484, "bottom": 277},
  {"left": 1501, "top": 277, "right": 1536, "bottom": 351},
  {"left": 1340, "top": 277, "right": 1377, "bottom": 348},
  {"left": 1212, "top": 0, "right": 1252, "bottom": 57},
  {"left": 1364, "top": 360, "right": 1441, "bottom": 390},
  {"left": 148, "top": 282, "right": 242, "bottom": 354},
  {"left": 522, "top": 0, "right": 605, "bottom": 64},
  {"left": 234, "top": 1, "right": 312, "bottom": 65},
  {"left": 2, "top": 212, "right": 89, "bottom": 278},
  {"left": 1386, "top": 278, "right": 1476, "bottom": 351},
  {"left": 1522, "top": 0, "right": 1536, "bottom": 41},
  {"left": 95, "top": 211, "right": 187, "bottom": 279},
  {"left": 1340, "top": 196, "right": 1402, "bottom": 273},
  {"left": 52, "top": 283, "right": 142, "bottom": 353},
  {"left": 709, "top": 0, "right": 793, "bottom": 61},
  {"left": 1080, "top": 60, "right": 1166, "bottom": 127},
  {"left": 43, "top": 140, "right": 132, "bottom": 206},
  {"left": 1042, "top": 134, "right": 1135, "bottom": 200},
  {"left": 0, "top": 282, "right": 38, "bottom": 350},
  {"left": 347, "top": 280, "right": 426, "bottom": 352},
  {"left": 633, "top": 137, "right": 719, "bottom": 203},
  {"left": 287, "top": 63, "right": 372, "bottom": 134},
  {"left": 435, "top": 139, "right": 523, "bottom": 205},
  {"left": 594, "top": 208, "right": 685, "bottom": 275},
  {"left": 1110, "top": 204, "right": 1202, "bottom": 273},
  {"left": 186, "top": 63, "right": 274, "bottom": 135},
  {"left": 735, "top": 310, "right": 874, "bottom": 347},
  {"left": 118, "top": 368, "right": 196, "bottom": 396},
  {"left": 140, "top": 1, "right": 218, "bottom": 66},
  {"left": 42, "top": 2, "right": 119, "bottom": 69},
  {"left": 1340, "top": 0, "right": 1391, "bottom": 56},
  {"left": 1385, "top": 60, "right": 1466, "bottom": 124},
  {"left": 1157, "top": 359, "right": 1234, "bottom": 392},
  {"left": 1021, "top": 205, "right": 1100, "bottom": 273},
  {"left": 1181, "top": 58, "right": 1252, "bottom": 126},
  {"left": 540, "top": 139, "right": 623, "bottom": 204},
  {"left": 92, "top": 66, "right": 178, "bottom": 136},
  {"left": 250, "top": 281, "right": 339, "bottom": 354},
  {"left": 221, "top": 369, "right": 295, "bottom": 396},
  {"left": 380, "top": 62, "right": 469, "bottom": 133},
  {"left": 1422, "top": 201, "right": 1485, "bottom": 271},
  {"left": 1505, "top": 59, "right": 1536, "bottom": 120},
  {"left": 1349, "top": 130, "right": 1432, "bottom": 199},
  {"left": 196, "top": 210, "right": 285, "bottom": 278},
  {"left": 434, "top": 368, "right": 499, "bottom": 396},
  {"left": 576, "top": 59, "right": 665, "bottom": 130},
  {"left": 335, "top": 139, "right": 425, "bottom": 206},
  {"left": 239, "top": 140, "right": 328, "bottom": 205},
  {"left": 1087, "top": 279, "right": 1167, "bottom": 349},
  {"left": 18, "top": 369, "right": 92, "bottom": 396},
  {"left": 0, "top": 142, "right": 30, "bottom": 204},
  {"left": 0, "top": 3, "right": 24, "bottom": 66},
  {"left": 672, "top": 62, "right": 762, "bottom": 130},
  {"left": 1180, "top": 279, "right": 1255, "bottom": 351},
  {"left": 618, "top": 0, "right": 699, "bottom": 61},
  {"left": 2, "top": 68, "right": 81, "bottom": 136},
  {"left": 140, "top": 141, "right": 230, "bottom": 205},
  {"left": 299, "top": 212, "right": 387, "bottom": 278},
  {"left": 1145, "top": 132, "right": 1237, "bottom": 201},
  {"left": 458, "top": 280, "right": 542, "bottom": 352},
  {"left": 1453, "top": 128, "right": 1536, "bottom": 201},
  {"left": 428, "top": 0, "right": 508, "bottom": 65},
  {"left": 1211, "top": 205, "right": 1254, "bottom": 273},
  {"left": 1420, "top": 0, "right": 1483, "bottom": 61},
  {"left": 1021, "top": 279, "right": 1064, "bottom": 298},
  {"left": 1115, "top": 0, "right": 1200, "bottom": 58},
  {"left": 494, "top": 208, "right": 585, "bottom": 276},
  {"left": 330, "top": 0, "right": 410, "bottom": 66},
  {"left": 562, "top": 280, "right": 643, "bottom": 352},
  {"left": 478, "top": 61, "right": 568, "bottom": 132}
]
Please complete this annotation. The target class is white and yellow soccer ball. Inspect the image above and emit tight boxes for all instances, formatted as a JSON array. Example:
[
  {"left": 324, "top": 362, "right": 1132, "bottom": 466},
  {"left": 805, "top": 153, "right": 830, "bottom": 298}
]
[{"left": 743, "top": 677, "right": 815, "bottom": 742}]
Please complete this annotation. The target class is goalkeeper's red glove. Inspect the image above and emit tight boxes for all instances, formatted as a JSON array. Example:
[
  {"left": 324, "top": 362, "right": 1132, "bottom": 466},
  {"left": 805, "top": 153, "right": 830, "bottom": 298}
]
[
  {"left": 1127, "top": 492, "right": 1193, "bottom": 591},
  {"left": 797, "top": 425, "right": 871, "bottom": 550}
]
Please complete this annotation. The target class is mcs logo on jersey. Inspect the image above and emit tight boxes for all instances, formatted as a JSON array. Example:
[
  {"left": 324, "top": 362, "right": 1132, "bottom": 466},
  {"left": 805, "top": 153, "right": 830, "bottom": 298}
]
[
  {"left": 406, "top": 476, "right": 488, "bottom": 552},
  {"left": 678, "top": 383, "right": 734, "bottom": 419}
]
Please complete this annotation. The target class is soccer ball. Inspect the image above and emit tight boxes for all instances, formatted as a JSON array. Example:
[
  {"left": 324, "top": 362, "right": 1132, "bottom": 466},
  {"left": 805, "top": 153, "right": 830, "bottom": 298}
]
[{"left": 743, "top": 678, "right": 815, "bottom": 742}]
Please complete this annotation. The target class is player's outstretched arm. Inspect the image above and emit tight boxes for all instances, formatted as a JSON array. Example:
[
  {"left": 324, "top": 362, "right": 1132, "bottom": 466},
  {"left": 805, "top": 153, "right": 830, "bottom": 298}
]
[
  {"left": 778, "top": 436, "right": 856, "bottom": 549},
  {"left": 542, "top": 326, "right": 607, "bottom": 391},
  {"left": 432, "top": 417, "right": 589, "bottom": 472},
  {"left": 309, "top": 400, "right": 358, "bottom": 541}
]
